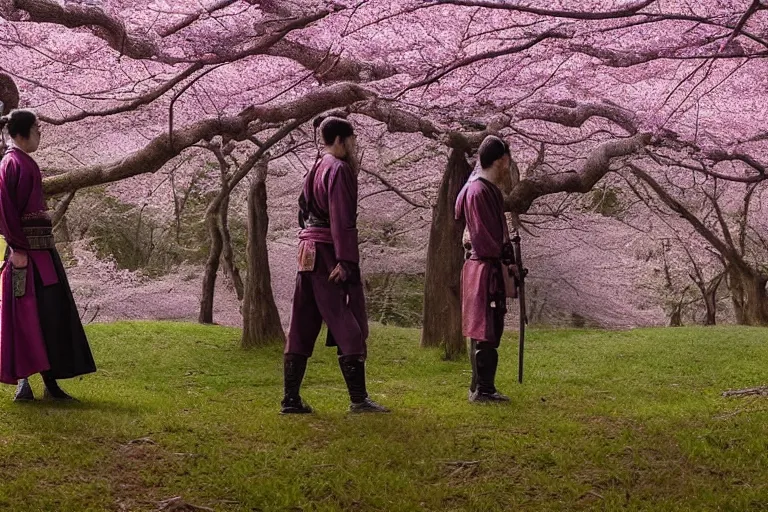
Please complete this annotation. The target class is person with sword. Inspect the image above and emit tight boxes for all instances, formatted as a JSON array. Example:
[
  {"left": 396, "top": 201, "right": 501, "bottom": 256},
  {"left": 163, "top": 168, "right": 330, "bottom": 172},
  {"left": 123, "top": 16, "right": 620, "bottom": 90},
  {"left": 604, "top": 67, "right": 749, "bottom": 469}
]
[{"left": 455, "top": 135, "right": 527, "bottom": 403}]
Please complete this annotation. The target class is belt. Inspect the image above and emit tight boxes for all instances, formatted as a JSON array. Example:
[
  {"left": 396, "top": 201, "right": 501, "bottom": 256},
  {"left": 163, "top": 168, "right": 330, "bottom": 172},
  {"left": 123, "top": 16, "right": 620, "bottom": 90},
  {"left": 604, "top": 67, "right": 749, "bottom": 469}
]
[
  {"left": 21, "top": 226, "right": 55, "bottom": 250},
  {"left": 21, "top": 212, "right": 55, "bottom": 250},
  {"left": 466, "top": 254, "right": 502, "bottom": 264},
  {"left": 305, "top": 212, "right": 330, "bottom": 228}
]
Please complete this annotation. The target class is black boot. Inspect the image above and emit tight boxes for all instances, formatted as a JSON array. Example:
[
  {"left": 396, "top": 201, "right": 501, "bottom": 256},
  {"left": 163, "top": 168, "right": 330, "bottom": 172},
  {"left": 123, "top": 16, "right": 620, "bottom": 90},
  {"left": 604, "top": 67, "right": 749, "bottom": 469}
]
[
  {"left": 338, "top": 355, "right": 390, "bottom": 413},
  {"left": 42, "top": 374, "right": 76, "bottom": 401},
  {"left": 468, "top": 339, "right": 478, "bottom": 400},
  {"left": 280, "top": 354, "right": 312, "bottom": 414},
  {"left": 469, "top": 346, "right": 510, "bottom": 404},
  {"left": 13, "top": 378, "right": 34, "bottom": 401}
]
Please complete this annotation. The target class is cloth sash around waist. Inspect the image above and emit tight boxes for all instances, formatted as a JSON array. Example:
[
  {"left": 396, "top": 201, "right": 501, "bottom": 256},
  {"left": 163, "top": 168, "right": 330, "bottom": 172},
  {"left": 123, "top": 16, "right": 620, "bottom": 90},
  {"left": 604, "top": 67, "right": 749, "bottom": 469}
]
[
  {"left": 299, "top": 227, "right": 334, "bottom": 245},
  {"left": 21, "top": 214, "right": 55, "bottom": 251}
]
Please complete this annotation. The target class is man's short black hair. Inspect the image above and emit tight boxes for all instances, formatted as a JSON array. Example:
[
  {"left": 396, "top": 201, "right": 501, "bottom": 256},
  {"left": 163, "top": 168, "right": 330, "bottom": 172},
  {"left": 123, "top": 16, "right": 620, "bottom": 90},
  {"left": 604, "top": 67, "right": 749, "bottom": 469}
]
[
  {"left": 1, "top": 109, "right": 37, "bottom": 139},
  {"left": 478, "top": 135, "right": 510, "bottom": 169},
  {"left": 319, "top": 116, "right": 354, "bottom": 146}
]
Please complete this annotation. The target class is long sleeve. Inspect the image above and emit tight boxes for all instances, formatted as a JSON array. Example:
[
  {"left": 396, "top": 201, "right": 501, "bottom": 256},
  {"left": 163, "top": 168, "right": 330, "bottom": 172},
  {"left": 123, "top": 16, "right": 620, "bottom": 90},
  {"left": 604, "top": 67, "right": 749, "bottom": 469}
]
[
  {"left": 0, "top": 157, "right": 30, "bottom": 251},
  {"left": 327, "top": 161, "right": 360, "bottom": 264}
]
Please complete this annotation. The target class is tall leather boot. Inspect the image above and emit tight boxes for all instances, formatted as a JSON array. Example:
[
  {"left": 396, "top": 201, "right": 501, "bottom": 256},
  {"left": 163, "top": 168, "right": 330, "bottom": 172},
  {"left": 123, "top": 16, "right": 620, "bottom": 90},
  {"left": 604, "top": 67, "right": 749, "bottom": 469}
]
[
  {"left": 469, "top": 346, "right": 510, "bottom": 404},
  {"left": 280, "top": 354, "right": 312, "bottom": 414},
  {"left": 42, "top": 373, "right": 76, "bottom": 401},
  {"left": 13, "top": 378, "right": 34, "bottom": 401},
  {"left": 338, "top": 355, "right": 390, "bottom": 413}
]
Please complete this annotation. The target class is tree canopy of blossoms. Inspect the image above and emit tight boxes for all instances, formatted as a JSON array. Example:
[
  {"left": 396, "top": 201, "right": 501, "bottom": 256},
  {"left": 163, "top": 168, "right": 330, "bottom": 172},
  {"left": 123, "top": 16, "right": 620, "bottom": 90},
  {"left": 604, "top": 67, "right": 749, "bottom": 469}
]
[{"left": 2, "top": 0, "right": 767, "bottom": 349}]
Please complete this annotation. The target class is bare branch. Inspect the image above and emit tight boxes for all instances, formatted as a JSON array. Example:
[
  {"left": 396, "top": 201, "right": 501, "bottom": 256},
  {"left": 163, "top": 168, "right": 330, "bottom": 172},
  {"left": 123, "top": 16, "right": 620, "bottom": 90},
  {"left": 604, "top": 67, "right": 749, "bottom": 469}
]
[
  {"left": 627, "top": 163, "right": 745, "bottom": 268},
  {"left": 719, "top": 0, "right": 765, "bottom": 52},
  {"left": 359, "top": 167, "right": 430, "bottom": 209},
  {"left": 433, "top": 0, "right": 655, "bottom": 20},
  {"left": 394, "top": 30, "right": 567, "bottom": 97},
  {"left": 38, "top": 63, "right": 203, "bottom": 125},
  {"left": 158, "top": 0, "right": 240, "bottom": 37}
]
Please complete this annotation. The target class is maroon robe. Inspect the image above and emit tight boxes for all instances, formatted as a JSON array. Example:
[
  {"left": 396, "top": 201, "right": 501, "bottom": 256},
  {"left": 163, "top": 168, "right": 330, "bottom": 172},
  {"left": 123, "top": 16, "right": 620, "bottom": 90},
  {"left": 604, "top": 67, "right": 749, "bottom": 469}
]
[
  {"left": 0, "top": 148, "right": 95, "bottom": 384},
  {"left": 455, "top": 175, "right": 509, "bottom": 345},
  {"left": 286, "top": 154, "right": 368, "bottom": 357}
]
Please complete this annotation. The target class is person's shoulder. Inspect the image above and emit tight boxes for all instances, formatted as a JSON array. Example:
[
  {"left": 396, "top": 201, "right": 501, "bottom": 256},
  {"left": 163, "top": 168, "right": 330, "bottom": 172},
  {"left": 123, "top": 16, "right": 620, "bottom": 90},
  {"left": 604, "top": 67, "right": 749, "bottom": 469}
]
[
  {"left": 464, "top": 176, "right": 488, "bottom": 197},
  {"left": 0, "top": 149, "right": 20, "bottom": 171},
  {"left": 325, "top": 155, "right": 354, "bottom": 180},
  {"left": 328, "top": 155, "right": 351, "bottom": 172}
]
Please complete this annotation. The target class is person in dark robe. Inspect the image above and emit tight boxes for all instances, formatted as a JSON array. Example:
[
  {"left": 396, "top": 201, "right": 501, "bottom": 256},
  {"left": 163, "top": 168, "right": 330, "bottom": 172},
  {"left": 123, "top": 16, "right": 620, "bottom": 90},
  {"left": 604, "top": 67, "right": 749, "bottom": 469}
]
[
  {"left": 281, "top": 115, "right": 389, "bottom": 414},
  {"left": 455, "top": 135, "right": 515, "bottom": 403},
  {"left": 0, "top": 110, "right": 96, "bottom": 401}
]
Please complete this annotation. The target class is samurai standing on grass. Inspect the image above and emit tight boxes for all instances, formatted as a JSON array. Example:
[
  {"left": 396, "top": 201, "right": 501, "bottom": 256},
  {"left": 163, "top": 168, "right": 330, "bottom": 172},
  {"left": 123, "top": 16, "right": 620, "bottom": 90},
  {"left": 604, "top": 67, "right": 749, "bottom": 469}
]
[
  {"left": 455, "top": 135, "right": 516, "bottom": 404},
  {"left": 0, "top": 109, "right": 96, "bottom": 401},
  {"left": 281, "top": 115, "right": 388, "bottom": 414}
]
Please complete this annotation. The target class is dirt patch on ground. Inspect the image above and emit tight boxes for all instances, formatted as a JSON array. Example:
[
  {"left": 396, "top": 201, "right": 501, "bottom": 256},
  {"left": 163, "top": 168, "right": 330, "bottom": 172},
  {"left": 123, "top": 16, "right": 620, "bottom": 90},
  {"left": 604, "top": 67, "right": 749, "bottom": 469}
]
[{"left": 108, "top": 439, "right": 204, "bottom": 512}]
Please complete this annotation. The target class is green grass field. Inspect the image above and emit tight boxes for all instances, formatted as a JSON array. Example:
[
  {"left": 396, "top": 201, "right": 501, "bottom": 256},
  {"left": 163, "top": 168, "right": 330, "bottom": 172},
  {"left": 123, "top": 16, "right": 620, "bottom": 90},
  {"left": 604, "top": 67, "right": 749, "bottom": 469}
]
[{"left": 1, "top": 322, "right": 767, "bottom": 511}]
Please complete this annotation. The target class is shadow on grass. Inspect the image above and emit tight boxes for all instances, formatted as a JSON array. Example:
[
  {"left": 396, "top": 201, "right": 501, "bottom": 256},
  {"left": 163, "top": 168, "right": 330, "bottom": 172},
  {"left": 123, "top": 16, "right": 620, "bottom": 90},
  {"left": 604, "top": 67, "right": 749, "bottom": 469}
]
[{"left": 6, "top": 398, "right": 143, "bottom": 414}]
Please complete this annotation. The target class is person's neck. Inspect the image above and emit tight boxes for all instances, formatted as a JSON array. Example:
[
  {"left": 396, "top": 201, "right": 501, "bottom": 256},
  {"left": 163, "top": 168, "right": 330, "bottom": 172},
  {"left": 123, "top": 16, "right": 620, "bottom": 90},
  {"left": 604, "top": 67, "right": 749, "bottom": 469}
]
[
  {"left": 325, "top": 146, "right": 345, "bottom": 159},
  {"left": 10, "top": 140, "right": 32, "bottom": 155},
  {"left": 477, "top": 168, "right": 500, "bottom": 188}
]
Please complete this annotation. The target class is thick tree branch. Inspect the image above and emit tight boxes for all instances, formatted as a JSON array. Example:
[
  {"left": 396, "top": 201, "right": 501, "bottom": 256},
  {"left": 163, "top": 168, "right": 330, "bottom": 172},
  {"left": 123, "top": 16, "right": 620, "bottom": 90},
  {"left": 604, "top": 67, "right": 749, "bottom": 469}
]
[
  {"left": 351, "top": 99, "right": 510, "bottom": 151},
  {"left": 3, "top": 0, "right": 337, "bottom": 66},
  {"left": 42, "top": 82, "right": 373, "bottom": 195},
  {"left": 514, "top": 100, "right": 638, "bottom": 135},
  {"left": 650, "top": 149, "right": 768, "bottom": 183},
  {"left": 705, "top": 150, "right": 767, "bottom": 175},
  {"left": 569, "top": 39, "right": 764, "bottom": 68},
  {"left": 266, "top": 40, "right": 398, "bottom": 82},
  {"left": 705, "top": 187, "right": 738, "bottom": 256},
  {"left": 6, "top": 0, "right": 158, "bottom": 59},
  {"left": 506, "top": 132, "right": 651, "bottom": 213},
  {"left": 165, "top": 10, "right": 335, "bottom": 65},
  {"left": 50, "top": 191, "right": 75, "bottom": 228},
  {"left": 739, "top": 183, "right": 759, "bottom": 254},
  {"left": 648, "top": 148, "right": 768, "bottom": 184},
  {"left": 349, "top": 100, "right": 444, "bottom": 140}
]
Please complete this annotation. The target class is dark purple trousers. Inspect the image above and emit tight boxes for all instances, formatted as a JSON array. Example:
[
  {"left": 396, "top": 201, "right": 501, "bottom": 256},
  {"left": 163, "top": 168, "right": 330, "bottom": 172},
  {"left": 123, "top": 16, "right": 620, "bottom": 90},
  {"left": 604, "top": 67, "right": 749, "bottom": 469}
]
[{"left": 285, "top": 243, "right": 368, "bottom": 358}]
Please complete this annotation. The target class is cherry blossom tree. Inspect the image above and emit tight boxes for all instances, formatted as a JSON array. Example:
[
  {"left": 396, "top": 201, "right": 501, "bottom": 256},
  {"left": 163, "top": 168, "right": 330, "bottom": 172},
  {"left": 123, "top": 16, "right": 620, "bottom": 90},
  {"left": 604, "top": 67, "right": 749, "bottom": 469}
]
[{"left": 1, "top": 0, "right": 767, "bottom": 355}]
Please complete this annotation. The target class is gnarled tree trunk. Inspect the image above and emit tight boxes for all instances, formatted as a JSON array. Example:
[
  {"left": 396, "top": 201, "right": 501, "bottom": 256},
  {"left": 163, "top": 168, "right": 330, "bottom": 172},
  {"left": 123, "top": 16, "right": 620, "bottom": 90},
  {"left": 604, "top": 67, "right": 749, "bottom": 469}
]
[
  {"left": 199, "top": 202, "right": 223, "bottom": 324},
  {"left": 219, "top": 192, "right": 244, "bottom": 301},
  {"left": 241, "top": 161, "right": 285, "bottom": 348},
  {"left": 51, "top": 191, "right": 76, "bottom": 261},
  {"left": 199, "top": 152, "right": 244, "bottom": 323},
  {"left": 668, "top": 304, "right": 683, "bottom": 327},
  {"left": 728, "top": 267, "right": 768, "bottom": 325},
  {"left": 695, "top": 274, "right": 723, "bottom": 326},
  {"left": 421, "top": 148, "right": 472, "bottom": 360},
  {"left": 703, "top": 293, "right": 717, "bottom": 326}
]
